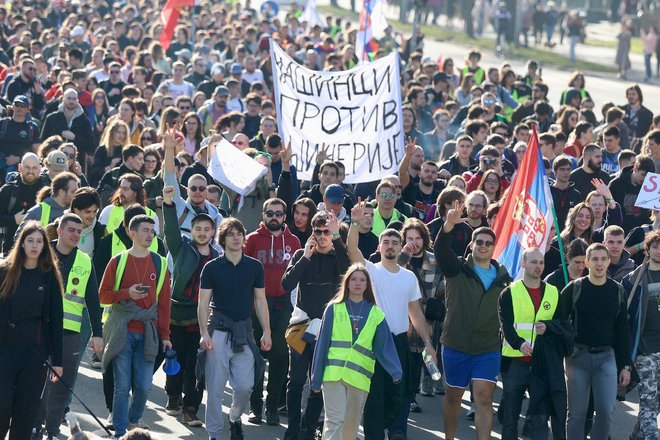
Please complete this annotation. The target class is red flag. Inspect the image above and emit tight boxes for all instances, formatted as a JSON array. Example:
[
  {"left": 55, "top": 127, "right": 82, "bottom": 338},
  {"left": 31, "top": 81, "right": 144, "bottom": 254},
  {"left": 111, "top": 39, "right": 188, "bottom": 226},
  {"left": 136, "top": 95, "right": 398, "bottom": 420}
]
[{"left": 160, "top": 0, "right": 194, "bottom": 52}]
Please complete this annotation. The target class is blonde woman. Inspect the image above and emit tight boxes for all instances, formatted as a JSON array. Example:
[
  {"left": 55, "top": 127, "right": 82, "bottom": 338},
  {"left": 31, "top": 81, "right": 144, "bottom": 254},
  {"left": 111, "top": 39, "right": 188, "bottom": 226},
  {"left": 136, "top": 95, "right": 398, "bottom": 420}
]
[{"left": 90, "top": 119, "right": 129, "bottom": 186}]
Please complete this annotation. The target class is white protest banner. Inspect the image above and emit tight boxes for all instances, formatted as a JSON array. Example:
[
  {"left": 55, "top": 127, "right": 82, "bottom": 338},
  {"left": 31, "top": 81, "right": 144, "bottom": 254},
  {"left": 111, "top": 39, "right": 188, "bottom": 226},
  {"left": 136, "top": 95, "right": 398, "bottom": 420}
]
[
  {"left": 270, "top": 40, "right": 404, "bottom": 184},
  {"left": 209, "top": 138, "right": 268, "bottom": 211},
  {"left": 635, "top": 172, "right": 660, "bottom": 210}
]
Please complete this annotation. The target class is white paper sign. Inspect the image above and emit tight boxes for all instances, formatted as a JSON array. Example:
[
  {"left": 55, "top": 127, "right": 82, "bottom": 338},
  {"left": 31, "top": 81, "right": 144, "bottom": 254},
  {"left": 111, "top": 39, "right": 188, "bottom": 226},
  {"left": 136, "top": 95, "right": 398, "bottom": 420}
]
[
  {"left": 209, "top": 138, "right": 268, "bottom": 211},
  {"left": 270, "top": 40, "right": 404, "bottom": 184},
  {"left": 635, "top": 172, "right": 660, "bottom": 210}
]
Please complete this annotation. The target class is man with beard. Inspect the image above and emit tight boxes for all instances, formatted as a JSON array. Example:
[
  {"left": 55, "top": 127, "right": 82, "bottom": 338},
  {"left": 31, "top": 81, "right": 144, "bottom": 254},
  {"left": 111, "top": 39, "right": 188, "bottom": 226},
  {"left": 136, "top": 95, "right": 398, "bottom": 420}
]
[
  {"left": 435, "top": 200, "right": 511, "bottom": 440},
  {"left": 0, "top": 152, "right": 44, "bottom": 254},
  {"left": 400, "top": 142, "right": 445, "bottom": 220},
  {"left": 40, "top": 88, "right": 93, "bottom": 159},
  {"left": 347, "top": 201, "right": 437, "bottom": 440},
  {"left": 245, "top": 198, "right": 301, "bottom": 426},
  {"left": 569, "top": 144, "right": 611, "bottom": 199},
  {"left": 452, "top": 190, "right": 490, "bottom": 257},
  {"left": 162, "top": 185, "right": 220, "bottom": 426},
  {"left": 625, "top": 230, "right": 660, "bottom": 440},
  {"left": 5, "top": 58, "right": 45, "bottom": 117},
  {"left": 98, "top": 174, "right": 159, "bottom": 235},
  {"left": 621, "top": 84, "right": 653, "bottom": 150}
]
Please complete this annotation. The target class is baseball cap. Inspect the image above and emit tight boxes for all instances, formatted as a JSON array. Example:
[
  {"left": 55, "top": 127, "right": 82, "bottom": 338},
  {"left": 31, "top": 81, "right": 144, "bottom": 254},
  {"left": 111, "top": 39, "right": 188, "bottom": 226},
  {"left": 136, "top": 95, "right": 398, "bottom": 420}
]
[
  {"left": 13, "top": 95, "right": 29, "bottom": 106},
  {"left": 175, "top": 48, "right": 192, "bottom": 60},
  {"left": 71, "top": 25, "right": 85, "bottom": 38},
  {"left": 210, "top": 63, "right": 225, "bottom": 77},
  {"left": 192, "top": 212, "right": 215, "bottom": 228},
  {"left": 47, "top": 150, "right": 68, "bottom": 171},
  {"left": 230, "top": 62, "right": 243, "bottom": 74},
  {"left": 324, "top": 184, "right": 345, "bottom": 204},
  {"left": 214, "top": 85, "right": 229, "bottom": 96}
]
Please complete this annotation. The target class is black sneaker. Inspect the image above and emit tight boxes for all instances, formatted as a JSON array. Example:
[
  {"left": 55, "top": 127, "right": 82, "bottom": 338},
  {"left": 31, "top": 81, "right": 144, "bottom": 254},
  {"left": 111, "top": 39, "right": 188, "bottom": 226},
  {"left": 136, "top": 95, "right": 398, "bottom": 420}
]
[
  {"left": 247, "top": 410, "right": 262, "bottom": 424},
  {"left": 265, "top": 408, "right": 280, "bottom": 426},
  {"left": 30, "top": 427, "right": 43, "bottom": 440},
  {"left": 182, "top": 407, "right": 203, "bottom": 427},
  {"left": 409, "top": 399, "right": 422, "bottom": 413},
  {"left": 165, "top": 395, "right": 182, "bottom": 416},
  {"left": 229, "top": 416, "right": 244, "bottom": 440}
]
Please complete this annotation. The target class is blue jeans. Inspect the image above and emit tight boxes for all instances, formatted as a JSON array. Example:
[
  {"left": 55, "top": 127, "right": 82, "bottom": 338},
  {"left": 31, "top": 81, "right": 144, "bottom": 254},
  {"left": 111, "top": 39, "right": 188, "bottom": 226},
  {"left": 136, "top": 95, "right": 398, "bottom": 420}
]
[
  {"left": 112, "top": 332, "right": 155, "bottom": 436},
  {"left": 645, "top": 53, "right": 653, "bottom": 80}
]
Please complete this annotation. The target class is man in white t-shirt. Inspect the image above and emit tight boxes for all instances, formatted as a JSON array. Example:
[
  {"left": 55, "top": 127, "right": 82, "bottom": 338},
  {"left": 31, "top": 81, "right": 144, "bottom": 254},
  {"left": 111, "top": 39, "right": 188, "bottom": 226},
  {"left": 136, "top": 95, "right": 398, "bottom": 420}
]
[
  {"left": 159, "top": 61, "right": 195, "bottom": 99},
  {"left": 347, "top": 199, "right": 437, "bottom": 440},
  {"left": 241, "top": 55, "right": 265, "bottom": 85}
]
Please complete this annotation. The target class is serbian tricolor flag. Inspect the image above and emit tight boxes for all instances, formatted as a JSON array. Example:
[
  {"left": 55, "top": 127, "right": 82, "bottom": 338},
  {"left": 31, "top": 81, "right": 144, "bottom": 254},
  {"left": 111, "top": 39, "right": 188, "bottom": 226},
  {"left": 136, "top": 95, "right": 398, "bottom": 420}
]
[
  {"left": 356, "top": 0, "right": 387, "bottom": 62},
  {"left": 160, "top": 0, "right": 194, "bottom": 52},
  {"left": 492, "top": 127, "right": 554, "bottom": 280}
]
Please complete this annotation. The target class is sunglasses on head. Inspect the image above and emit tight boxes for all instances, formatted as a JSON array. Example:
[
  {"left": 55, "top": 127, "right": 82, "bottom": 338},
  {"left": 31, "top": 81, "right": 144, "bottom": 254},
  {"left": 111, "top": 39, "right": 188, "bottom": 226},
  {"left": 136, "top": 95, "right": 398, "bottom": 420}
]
[
  {"left": 474, "top": 239, "right": 494, "bottom": 248},
  {"left": 189, "top": 185, "right": 207, "bottom": 192},
  {"left": 264, "top": 210, "right": 284, "bottom": 218},
  {"left": 313, "top": 229, "right": 331, "bottom": 236}
]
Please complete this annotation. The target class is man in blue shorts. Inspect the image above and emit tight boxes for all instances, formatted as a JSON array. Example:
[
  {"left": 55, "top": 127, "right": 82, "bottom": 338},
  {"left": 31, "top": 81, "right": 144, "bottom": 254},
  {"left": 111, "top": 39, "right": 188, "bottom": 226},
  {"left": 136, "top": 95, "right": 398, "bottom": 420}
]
[{"left": 434, "top": 200, "right": 511, "bottom": 440}]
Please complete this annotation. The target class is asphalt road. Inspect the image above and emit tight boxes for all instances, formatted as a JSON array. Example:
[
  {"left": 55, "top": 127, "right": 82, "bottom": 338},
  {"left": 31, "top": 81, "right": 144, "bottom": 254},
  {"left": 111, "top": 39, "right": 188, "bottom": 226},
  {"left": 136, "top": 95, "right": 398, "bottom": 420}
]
[{"left": 59, "top": 347, "right": 644, "bottom": 439}]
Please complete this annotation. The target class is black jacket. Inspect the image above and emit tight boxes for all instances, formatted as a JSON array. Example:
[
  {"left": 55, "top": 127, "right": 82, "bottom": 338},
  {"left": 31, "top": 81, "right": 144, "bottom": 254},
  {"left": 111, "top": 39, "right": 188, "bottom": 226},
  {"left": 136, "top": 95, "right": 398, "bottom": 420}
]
[
  {"left": 0, "top": 178, "right": 45, "bottom": 254},
  {"left": 40, "top": 110, "right": 94, "bottom": 155},
  {"left": 527, "top": 319, "right": 574, "bottom": 425}
]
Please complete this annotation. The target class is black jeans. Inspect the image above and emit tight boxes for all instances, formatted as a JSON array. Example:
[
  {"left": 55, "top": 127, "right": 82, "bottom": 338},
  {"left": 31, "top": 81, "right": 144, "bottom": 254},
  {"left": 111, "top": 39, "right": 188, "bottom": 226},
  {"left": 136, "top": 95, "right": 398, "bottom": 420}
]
[
  {"left": 501, "top": 359, "right": 531, "bottom": 440},
  {"left": 0, "top": 344, "right": 48, "bottom": 440},
  {"left": 285, "top": 343, "right": 323, "bottom": 439},
  {"left": 165, "top": 325, "right": 203, "bottom": 410},
  {"left": 363, "top": 332, "right": 408, "bottom": 440},
  {"left": 250, "top": 300, "right": 291, "bottom": 415},
  {"left": 36, "top": 332, "right": 81, "bottom": 435}
]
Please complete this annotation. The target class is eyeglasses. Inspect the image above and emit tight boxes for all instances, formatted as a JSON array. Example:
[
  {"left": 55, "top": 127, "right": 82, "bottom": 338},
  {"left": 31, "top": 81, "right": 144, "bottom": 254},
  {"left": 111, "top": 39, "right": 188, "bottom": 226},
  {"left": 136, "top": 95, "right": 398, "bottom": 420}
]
[
  {"left": 379, "top": 192, "right": 396, "bottom": 199},
  {"left": 483, "top": 99, "right": 495, "bottom": 105},
  {"left": 474, "top": 239, "right": 494, "bottom": 247},
  {"left": 313, "top": 229, "right": 332, "bottom": 236},
  {"left": 264, "top": 210, "right": 284, "bottom": 218},
  {"left": 484, "top": 178, "right": 499, "bottom": 185},
  {"left": 189, "top": 185, "right": 207, "bottom": 192},
  {"left": 13, "top": 103, "right": 26, "bottom": 108}
]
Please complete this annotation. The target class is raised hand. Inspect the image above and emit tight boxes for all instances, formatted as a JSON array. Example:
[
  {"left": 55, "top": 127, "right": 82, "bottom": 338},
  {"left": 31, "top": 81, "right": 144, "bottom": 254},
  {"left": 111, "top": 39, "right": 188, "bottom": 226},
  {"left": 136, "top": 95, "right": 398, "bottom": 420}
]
[
  {"left": 281, "top": 140, "right": 294, "bottom": 163},
  {"left": 351, "top": 197, "right": 368, "bottom": 225},
  {"left": 162, "top": 185, "right": 175, "bottom": 204},
  {"left": 316, "top": 143, "right": 330, "bottom": 164},
  {"left": 445, "top": 200, "right": 466, "bottom": 227},
  {"left": 326, "top": 211, "right": 340, "bottom": 235},
  {"left": 163, "top": 123, "right": 183, "bottom": 151},
  {"left": 591, "top": 178, "right": 612, "bottom": 200},
  {"left": 402, "top": 241, "right": 416, "bottom": 256},
  {"left": 404, "top": 136, "right": 418, "bottom": 156}
]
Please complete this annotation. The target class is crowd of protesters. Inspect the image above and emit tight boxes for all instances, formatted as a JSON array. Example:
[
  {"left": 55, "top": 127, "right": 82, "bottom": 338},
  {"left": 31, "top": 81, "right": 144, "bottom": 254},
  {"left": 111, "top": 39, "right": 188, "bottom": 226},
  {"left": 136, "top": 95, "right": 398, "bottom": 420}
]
[{"left": 0, "top": 0, "right": 659, "bottom": 439}]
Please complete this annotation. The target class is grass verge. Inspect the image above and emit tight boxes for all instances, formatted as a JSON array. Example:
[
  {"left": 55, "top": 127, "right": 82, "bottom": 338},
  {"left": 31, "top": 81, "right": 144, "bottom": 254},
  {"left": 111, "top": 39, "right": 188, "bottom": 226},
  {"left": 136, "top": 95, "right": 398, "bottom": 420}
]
[
  {"left": 318, "top": 4, "right": 618, "bottom": 73},
  {"left": 584, "top": 37, "right": 644, "bottom": 56}
]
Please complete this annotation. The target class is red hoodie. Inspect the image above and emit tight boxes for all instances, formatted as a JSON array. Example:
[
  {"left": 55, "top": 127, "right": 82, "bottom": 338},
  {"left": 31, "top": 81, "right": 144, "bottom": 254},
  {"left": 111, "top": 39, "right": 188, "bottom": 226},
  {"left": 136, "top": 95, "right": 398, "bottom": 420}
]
[{"left": 245, "top": 223, "right": 301, "bottom": 298}]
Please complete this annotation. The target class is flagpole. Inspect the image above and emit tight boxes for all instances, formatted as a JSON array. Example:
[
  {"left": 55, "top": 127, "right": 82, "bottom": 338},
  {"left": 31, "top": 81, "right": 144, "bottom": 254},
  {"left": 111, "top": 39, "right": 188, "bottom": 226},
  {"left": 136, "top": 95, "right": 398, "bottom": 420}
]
[{"left": 550, "top": 201, "right": 570, "bottom": 285}]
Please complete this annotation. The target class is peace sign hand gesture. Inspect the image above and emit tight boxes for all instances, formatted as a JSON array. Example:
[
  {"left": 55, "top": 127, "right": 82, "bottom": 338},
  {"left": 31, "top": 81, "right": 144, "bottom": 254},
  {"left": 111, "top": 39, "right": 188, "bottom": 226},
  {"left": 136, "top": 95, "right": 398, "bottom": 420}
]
[
  {"left": 404, "top": 136, "right": 418, "bottom": 156},
  {"left": 351, "top": 197, "right": 369, "bottom": 225}
]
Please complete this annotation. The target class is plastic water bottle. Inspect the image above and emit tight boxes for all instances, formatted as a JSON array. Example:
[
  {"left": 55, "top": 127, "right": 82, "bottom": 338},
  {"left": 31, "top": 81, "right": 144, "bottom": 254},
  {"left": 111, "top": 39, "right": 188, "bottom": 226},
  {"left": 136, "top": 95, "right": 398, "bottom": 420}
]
[{"left": 422, "top": 349, "right": 441, "bottom": 381}]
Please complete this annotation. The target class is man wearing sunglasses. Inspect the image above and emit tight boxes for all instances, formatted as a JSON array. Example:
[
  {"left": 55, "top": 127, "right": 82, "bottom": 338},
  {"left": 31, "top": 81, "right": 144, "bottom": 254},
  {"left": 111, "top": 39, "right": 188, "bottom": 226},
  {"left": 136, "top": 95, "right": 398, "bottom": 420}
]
[
  {"left": 245, "top": 198, "right": 301, "bottom": 426},
  {"left": 5, "top": 58, "right": 45, "bottom": 117},
  {"left": 434, "top": 200, "right": 511, "bottom": 440},
  {"left": 99, "top": 61, "right": 126, "bottom": 107},
  {"left": 0, "top": 95, "right": 39, "bottom": 167},
  {"left": 163, "top": 128, "right": 223, "bottom": 239}
]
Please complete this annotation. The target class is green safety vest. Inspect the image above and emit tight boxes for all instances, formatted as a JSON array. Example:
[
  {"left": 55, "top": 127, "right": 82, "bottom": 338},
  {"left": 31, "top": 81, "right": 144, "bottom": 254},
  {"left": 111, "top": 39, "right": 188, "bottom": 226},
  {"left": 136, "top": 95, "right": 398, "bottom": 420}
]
[
  {"left": 501, "top": 281, "right": 559, "bottom": 358},
  {"left": 62, "top": 249, "right": 93, "bottom": 332},
  {"left": 371, "top": 208, "right": 405, "bottom": 238},
  {"left": 40, "top": 202, "right": 52, "bottom": 226},
  {"left": 462, "top": 66, "right": 485, "bottom": 85},
  {"left": 504, "top": 89, "right": 530, "bottom": 122},
  {"left": 322, "top": 302, "right": 385, "bottom": 392},
  {"left": 560, "top": 88, "right": 587, "bottom": 106},
  {"left": 105, "top": 204, "right": 157, "bottom": 234},
  {"left": 103, "top": 250, "right": 167, "bottom": 322},
  {"left": 110, "top": 230, "right": 159, "bottom": 257}
]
